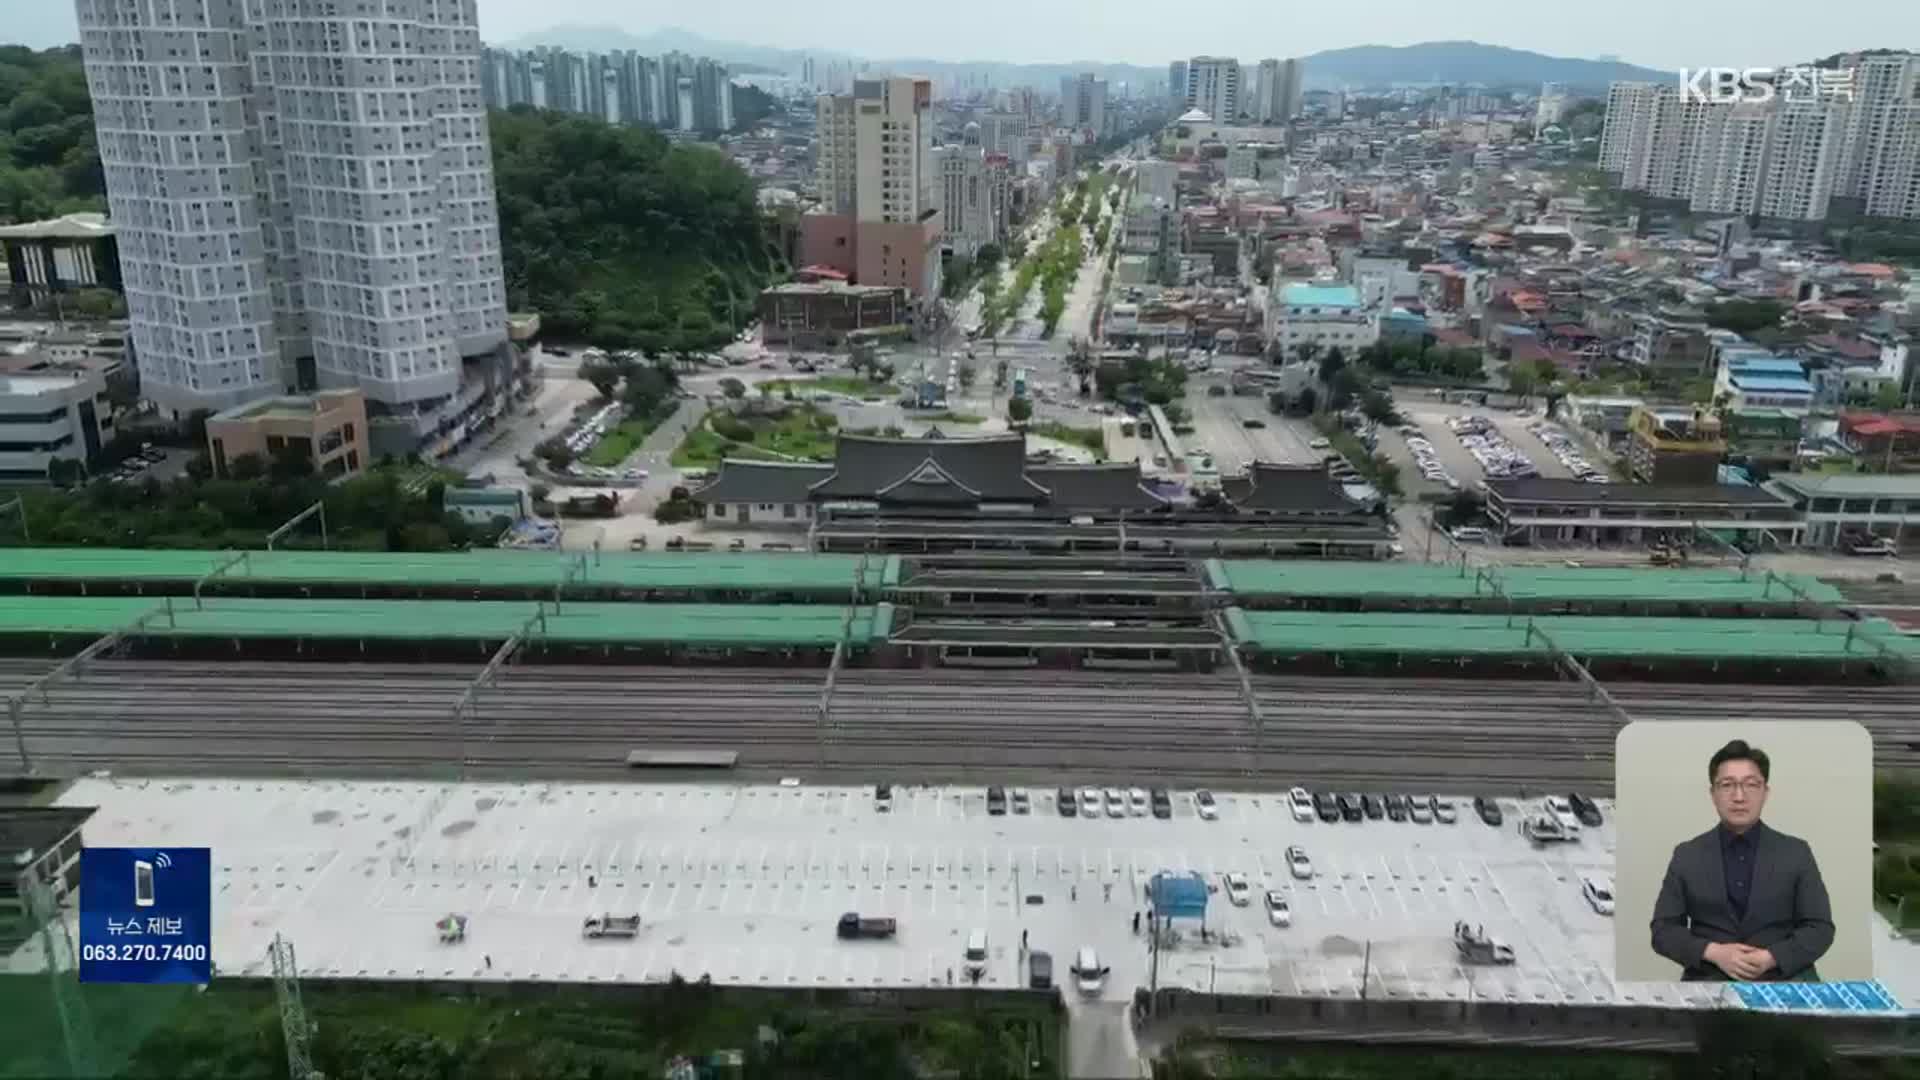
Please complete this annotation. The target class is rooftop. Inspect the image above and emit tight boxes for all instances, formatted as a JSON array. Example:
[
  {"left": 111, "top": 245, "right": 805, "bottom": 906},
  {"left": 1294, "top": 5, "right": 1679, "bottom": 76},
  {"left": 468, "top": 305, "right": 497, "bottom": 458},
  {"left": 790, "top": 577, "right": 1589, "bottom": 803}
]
[
  {"left": 1769, "top": 473, "right": 1920, "bottom": 499},
  {"left": 26, "top": 777, "right": 1917, "bottom": 1013},
  {"left": 0, "top": 212, "right": 113, "bottom": 241},
  {"left": 1279, "top": 283, "right": 1363, "bottom": 309},
  {"left": 1487, "top": 479, "right": 1790, "bottom": 508},
  {"left": 0, "top": 372, "right": 86, "bottom": 397}
]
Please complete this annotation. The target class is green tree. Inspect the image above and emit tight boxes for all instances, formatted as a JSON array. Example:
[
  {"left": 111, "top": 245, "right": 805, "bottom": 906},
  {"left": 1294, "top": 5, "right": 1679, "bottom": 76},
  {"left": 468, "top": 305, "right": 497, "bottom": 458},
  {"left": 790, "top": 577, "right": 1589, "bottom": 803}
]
[
  {"left": 579, "top": 360, "right": 620, "bottom": 400},
  {"left": 719, "top": 377, "right": 747, "bottom": 399},
  {"left": 1008, "top": 397, "right": 1033, "bottom": 423},
  {"left": 1872, "top": 382, "right": 1905, "bottom": 411}
]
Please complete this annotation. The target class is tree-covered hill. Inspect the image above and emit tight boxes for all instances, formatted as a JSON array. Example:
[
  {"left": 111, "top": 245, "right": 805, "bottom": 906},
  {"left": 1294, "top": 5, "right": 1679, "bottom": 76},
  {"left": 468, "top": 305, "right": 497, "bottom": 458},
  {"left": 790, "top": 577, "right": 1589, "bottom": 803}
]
[
  {"left": 0, "top": 45, "right": 104, "bottom": 222},
  {"left": 489, "top": 106, "right": 776, "bottom": 350}
]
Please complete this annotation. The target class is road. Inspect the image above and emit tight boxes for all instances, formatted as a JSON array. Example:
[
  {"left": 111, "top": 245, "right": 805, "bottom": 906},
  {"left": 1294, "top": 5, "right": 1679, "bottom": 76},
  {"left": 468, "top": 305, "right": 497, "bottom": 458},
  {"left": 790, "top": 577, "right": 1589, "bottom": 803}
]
[
  {"left": 1184, "top": 377, "right": 1320, "bottom": 473},
  {"left": 4, "top": 661, "right": 1913, "bottom": 791}
]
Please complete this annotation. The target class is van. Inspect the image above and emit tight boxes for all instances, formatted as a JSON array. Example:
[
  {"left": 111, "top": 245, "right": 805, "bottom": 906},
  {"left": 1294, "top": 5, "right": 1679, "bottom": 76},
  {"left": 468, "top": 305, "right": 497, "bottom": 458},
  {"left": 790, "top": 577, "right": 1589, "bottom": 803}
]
[{"left": 963, "top": 930, "right": 989, "bottom": 979}]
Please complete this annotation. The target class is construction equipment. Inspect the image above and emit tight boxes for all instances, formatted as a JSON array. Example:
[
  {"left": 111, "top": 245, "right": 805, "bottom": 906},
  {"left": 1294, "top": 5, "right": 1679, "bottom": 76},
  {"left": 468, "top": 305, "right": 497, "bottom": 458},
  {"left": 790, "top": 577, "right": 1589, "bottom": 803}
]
[
  {"left": 1453, "top": 921, "right": 1515, "bottom": 965},
  {"left": 581, "top": 913, "right": 641, "bottom": 939},
  {"left": 435, "top": 913, "right": 468, "bottom": 944}
]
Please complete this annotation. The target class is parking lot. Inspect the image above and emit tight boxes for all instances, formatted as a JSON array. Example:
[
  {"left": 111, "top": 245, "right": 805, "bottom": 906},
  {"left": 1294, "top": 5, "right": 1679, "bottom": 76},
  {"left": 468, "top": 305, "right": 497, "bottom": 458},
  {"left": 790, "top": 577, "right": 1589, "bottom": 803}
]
[{"left": 39, "top": 776, "right": 1915, "bottom": 1012}]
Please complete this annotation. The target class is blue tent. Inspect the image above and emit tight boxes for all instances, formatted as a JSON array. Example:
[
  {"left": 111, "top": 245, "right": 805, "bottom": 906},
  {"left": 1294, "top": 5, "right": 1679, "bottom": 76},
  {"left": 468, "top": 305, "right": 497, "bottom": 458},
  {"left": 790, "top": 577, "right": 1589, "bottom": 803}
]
[{"left": 1148, "top": 872, "right": 1209, "bottom": 921}]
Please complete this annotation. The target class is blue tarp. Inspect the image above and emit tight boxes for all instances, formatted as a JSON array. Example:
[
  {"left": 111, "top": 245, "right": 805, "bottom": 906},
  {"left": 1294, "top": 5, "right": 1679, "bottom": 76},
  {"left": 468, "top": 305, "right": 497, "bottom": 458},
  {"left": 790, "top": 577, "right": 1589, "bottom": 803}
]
[{"left": 1149, "top": 872, "right": 1209, "bottom": 920}]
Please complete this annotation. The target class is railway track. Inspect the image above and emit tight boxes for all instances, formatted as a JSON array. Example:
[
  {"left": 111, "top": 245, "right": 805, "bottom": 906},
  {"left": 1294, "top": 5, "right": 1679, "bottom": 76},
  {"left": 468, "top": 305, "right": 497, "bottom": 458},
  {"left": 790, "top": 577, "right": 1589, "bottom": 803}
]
[{"left": 3, "top": 659, "right": 1914, "bottom": 791}]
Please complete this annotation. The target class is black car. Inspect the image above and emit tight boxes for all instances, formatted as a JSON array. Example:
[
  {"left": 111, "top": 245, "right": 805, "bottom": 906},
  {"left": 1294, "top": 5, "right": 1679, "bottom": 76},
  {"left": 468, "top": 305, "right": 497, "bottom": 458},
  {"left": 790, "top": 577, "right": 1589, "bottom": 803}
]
[
  {"left": 1361, "top": 793, "right": 1385, "bottom": 820},
  {"left": 1474, "top": 795, "right": 1504, "bottom": 827},
  {"left": 1028, "top": 950, "right": 1053, "bottom": 990},
  {"left": 986, "top": 786, "right": 1007, "bottom": 815},
  {"left": 1568, "top": 792, "right": 1604, "bottom": 828},
  {"left": 1057, "top": 786, "right": 1077, "bottom": 817},
  {"left": 1313, "top": 791, "right": 1341, "bottom": 823},
  {"left": 1337, "top": 792, "right": 1364, "bottom": 822},
  {"left": 1384, "top": 793, "right": 1409, "bottom": 822},
  {"left": 1150, "top": 787, "right": 1172, "bottom": 819}
]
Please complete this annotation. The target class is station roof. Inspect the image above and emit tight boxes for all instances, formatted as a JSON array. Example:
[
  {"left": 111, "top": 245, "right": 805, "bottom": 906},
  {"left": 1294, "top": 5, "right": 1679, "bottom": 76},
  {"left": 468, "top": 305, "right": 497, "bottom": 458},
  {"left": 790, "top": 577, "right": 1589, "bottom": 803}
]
[
  {"left": 1205, "top": 560, "right": 1846, "bottom": 606},
  {"left": 0, "top": 548, "right": 900, "bottom": 593},
  {"left": 1223, "top": 608, "right": 1918, "bottom": 661},
  {"left": 0, "top": 596, "right": 894, "bottom": 647}
]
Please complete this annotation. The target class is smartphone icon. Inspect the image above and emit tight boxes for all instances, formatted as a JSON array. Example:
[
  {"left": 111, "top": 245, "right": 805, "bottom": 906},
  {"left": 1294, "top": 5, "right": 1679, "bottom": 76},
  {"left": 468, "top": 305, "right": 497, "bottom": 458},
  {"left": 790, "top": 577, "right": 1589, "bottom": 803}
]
[{"left": 134, "top": 860, "right": 155, "bottom": 907}]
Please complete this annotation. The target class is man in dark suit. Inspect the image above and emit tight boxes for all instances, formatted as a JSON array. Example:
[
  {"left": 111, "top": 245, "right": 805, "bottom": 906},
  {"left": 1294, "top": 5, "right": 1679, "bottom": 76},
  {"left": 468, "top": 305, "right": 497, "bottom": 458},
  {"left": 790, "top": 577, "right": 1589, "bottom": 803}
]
[{"left": 1649, "top": 739, "right": 1834, "bottom": 982}]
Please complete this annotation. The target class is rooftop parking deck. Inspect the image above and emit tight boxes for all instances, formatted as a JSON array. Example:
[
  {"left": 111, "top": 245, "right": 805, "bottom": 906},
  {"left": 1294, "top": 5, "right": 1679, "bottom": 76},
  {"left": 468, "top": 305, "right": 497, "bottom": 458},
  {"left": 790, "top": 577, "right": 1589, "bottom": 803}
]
[
  {"left": 1206, "top": 560, "right": 1847, "bottom": 608},
  {"left": 20, "top": 777, "right": 1914, "bottom": 1017}
]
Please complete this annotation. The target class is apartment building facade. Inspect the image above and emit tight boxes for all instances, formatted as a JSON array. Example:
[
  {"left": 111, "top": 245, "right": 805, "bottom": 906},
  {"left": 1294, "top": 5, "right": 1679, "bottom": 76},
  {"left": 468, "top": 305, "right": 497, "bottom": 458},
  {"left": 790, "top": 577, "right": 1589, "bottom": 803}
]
[
  {"left": 1185, "top": 57, "right": 1241, "bottom": 122},
  {"left": 1254, "top": 59, "right": 1303, "bottom": 125},
  {"left": 1059, "top": 73, "right": 1108, "bottom": 138},
  {"left": 802, "top": 77, "right": 943, "bottom": 299},
  {"left": 75, "top": 0, "right": 511, "bottom": 435}
]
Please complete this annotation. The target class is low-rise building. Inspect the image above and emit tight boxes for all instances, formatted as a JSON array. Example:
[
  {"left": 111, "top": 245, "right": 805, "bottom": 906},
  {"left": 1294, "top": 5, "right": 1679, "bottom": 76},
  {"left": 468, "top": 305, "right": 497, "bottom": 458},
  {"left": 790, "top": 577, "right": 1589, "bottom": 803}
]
[
  {"left": 1838, "top": 412, "right": 1920, "bottom": 472},
  {"left": 1625, "top": 405, "right": 1725, "bottom": 485},
  {"left": 0, "top": 365, "right": 114, "bottom": 483},
  {"left": 445, "top": 486, "right": 527, "bottom": 526},
  {"left": 205, "top": 388, "right": 369, "bottom": 480},
  {"left": 1723, "top": 408, "right": 1804, "bottom": 473},
  {"left": 757, "top": 282, "right": 912, "bottom": 348},
  {"left": 1766, "top": 473, "right": 1919, "bottom": 550},
  {"left": 1267, "top": 282, "right": 1378, "bottom": 355},
  {"left": 1484, "top": 478, "right": 1803, "bottom": 547},
  {"left": 1630, "top": 307, "right": 1712, "bottom": 379},
  {"left": 1714, "top": 354, "right": 1813, "bottom": 411}
]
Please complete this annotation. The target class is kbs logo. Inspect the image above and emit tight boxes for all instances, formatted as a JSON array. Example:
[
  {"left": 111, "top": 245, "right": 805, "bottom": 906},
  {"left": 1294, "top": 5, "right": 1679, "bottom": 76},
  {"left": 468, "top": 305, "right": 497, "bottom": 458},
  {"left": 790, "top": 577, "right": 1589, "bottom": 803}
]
[{"left": 1677, "top": 67, "right": 1855, "bottom": 105}]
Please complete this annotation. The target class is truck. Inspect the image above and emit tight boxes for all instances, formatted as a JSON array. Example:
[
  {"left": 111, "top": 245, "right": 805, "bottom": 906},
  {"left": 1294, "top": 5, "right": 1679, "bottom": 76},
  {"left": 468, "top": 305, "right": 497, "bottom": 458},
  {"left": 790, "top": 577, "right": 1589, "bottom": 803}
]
[
  {"left": 836, "top": 912, "right": 898, "bottom": 940},
  {"left": 1453, "top": 921, "right": 1516, "bottom": 965},
  {"left": 582, "top": 913, "right": 642, "bottom": 939}
]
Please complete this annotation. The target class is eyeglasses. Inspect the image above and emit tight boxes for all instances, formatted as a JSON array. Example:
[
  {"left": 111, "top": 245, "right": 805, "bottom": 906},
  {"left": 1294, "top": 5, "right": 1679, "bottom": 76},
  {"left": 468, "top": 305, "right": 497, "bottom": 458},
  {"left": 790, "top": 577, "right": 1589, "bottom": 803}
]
[{"left": 1712, "top": 779, "right": 1767, "bottom": 795}]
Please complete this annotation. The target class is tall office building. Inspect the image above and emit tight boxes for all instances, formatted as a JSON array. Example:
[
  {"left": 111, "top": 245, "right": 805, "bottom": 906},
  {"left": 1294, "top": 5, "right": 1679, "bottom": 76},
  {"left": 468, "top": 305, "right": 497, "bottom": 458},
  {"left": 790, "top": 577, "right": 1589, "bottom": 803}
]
[
  {"left": 931, "top": 137, "right": 1005, "bottom": 257},
  {"left": 1168, "top": 61, "right": 1187, "bottom": 103},
  {"left": 1255, "top": 58, "right": 1303, "bottom": 124},
  {"left": 1184, "top": 56, "right": 1241, "bottom": 122},
  {"left": 75, "top": 0, "right": 509, "bottom": 419},
  {"left": 802, "top": 77, "right": 943, "bottom": 298},
  {"left": 1060, "top": 72, "right": 1107, "bottom": 136}
]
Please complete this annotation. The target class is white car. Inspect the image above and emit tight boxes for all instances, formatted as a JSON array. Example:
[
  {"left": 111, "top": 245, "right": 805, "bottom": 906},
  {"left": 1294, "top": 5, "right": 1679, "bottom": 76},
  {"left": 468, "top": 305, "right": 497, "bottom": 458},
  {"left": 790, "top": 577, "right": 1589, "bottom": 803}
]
[
  {"left": 1264, "top": 890, "right": 1292, "bottom": 927},
  {"left": 1285, "top": 845, "right": 1314, "bottom": 880},
  {"left": 1194, "top": 789, "right": 1219, "bottom": 820},
  {"left": 1288, "top": 787, "right": 1315, "bottom": 823},
  {"left": 1582, "top": 874, "right": 1616, "bottom": 916},
  {"left": 1079, "top": 788, "right": 1102, "bottom": 816},
  {"left": 1127, "top": 787, "right": 1150, "bottom": 816},
  {"left": 1308, "top": 437, "right": 1331, "bottom": 450},
  {"left": 1104, "top": 788, "right": 1126, "bottom": 818},
  {"left": 1222, "top": 872, "right": 1252, "bottom": 906},
  {"left": 1545, "top": 796, "right": 1582, "bottom": 832}
]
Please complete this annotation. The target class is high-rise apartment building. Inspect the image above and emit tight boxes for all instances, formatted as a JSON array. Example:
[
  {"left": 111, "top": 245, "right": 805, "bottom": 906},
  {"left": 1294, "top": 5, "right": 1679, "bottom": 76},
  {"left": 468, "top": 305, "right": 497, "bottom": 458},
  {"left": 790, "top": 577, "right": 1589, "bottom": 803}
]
[
  {"left": 1601, "top": 52, "right": 1920, "bottom": 224},
  {"left": 75, "top": 0, "right": 509, "bottom": 421},
  {"left": 1168, "top": 61, "right": 1187, "bottom": 103},
  {"left": 801, "top": 77, "right": 943, "bottom": 299},
  {"left": 478, "top": 46, "right": 732, "bottom": 133},
  {"left": 1060, "top": 73, "right": 1108, "bottom": 137},
  {"left": 1185, "top": 57, "right": 1241, "bottom": 122},
  {"left": 1255, "top": 59, "right": 1303, "bottom": 124}
]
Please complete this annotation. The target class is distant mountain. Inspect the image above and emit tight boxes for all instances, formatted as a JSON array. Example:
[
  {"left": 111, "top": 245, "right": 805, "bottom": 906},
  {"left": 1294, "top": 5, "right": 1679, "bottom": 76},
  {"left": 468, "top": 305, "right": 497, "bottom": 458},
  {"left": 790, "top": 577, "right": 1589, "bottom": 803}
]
[
  {"left": 1298, "top": 41, "right": 1667, "bottom": 90},
  {"left": 499, "top": 28, "right": 1669, "bottom": 92}
]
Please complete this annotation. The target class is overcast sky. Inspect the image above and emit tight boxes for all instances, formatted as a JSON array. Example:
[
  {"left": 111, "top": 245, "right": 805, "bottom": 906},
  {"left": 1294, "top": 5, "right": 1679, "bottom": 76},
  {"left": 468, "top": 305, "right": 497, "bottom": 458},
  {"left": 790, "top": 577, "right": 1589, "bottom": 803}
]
[{"left": 11, "top": 0, "right": 1918, "bottom": 70}]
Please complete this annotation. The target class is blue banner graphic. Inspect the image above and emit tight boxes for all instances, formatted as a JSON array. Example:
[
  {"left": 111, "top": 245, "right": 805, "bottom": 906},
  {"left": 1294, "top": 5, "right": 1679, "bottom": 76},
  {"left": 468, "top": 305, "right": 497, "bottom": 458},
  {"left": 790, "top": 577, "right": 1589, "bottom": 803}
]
[{"left": 78, "top": 847, "right": 212, "bottom": 984}]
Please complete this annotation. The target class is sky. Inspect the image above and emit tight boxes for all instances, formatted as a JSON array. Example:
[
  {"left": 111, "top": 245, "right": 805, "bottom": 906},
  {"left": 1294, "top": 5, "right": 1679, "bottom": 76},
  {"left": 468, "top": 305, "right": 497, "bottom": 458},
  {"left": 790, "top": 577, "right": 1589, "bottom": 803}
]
[{"left": 10, "top": 0, "right": 1919, "bottom": 70}]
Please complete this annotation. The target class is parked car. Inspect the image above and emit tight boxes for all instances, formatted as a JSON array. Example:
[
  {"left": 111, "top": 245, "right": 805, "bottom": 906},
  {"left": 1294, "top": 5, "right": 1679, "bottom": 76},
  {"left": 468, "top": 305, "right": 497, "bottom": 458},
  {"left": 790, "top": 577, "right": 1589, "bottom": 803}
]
[
  {"left": 1337, "top": 793, "right": 1364, "bottom": 822},
  {"left": 1222, "top": 872, "right": 1252, "bottom": 906},
  {"left": 1432, "top": 798, "right": 1458, "bottom": 824},
  {"left": 1568, "top": 792, "right": 1604, "bottom": 828},
  {"left": 1581, "top": 874, "right": 1616, "bottom": 916},
  {"left": 1288, "top": 787, "right": 1315, "bottom": 823},
  {"left": 874, "top": 782, "right": 893, "bottom": 813},
  {"left": 1011, "top": 788, "right": 1030, "bottom": 815},
  {"left": 1474, "top": 796, "right": 1504, "bottom": 827},
  {"left": 1285, "top": 845, "right": 1314, "bottom": 880},
  {"left": 1057, "top": 785, "right": 1077, "bottom": 817},
  {"left": 1079, "top": 788, "right": 1102, "bottom": 816},
  {"left": 1361, "top": 793, "right": 1385, "bottom": 820},
  {"left": 986, "top": 786, "right": 1007, "bottom": 815},
  {"left": 1194, "top": 789, "right": 1219, "bottom": 820},
  {"left": 1384, "top": 793, "right": 1409, "bottom": 822},
  {"left": 1149, "top": 787, "right": 1172, "bottom": 819},
  {"left": 1313, "top": 791, "right": 1340, "bottom": 823},
  {"left": 1264, "top": 890, "right": 1292, "bottom": 927},
  {"left": 1104, "top": 788, "right": 1126, "bottom": 818},
  {"left": 1407, "top": 795, "right": 1433, "bottom": 824}
]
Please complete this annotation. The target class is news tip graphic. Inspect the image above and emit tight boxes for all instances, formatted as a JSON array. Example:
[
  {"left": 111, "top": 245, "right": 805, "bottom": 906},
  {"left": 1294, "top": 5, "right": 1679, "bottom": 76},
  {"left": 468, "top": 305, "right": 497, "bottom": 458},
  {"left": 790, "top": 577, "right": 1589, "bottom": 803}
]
[{"left": 79, "top": 847, "right": 212, "bottom": 985}]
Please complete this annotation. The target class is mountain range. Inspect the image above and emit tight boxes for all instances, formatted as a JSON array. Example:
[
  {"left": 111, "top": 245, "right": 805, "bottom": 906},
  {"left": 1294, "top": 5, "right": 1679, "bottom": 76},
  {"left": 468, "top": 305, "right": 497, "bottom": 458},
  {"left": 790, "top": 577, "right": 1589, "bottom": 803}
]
[{"left": 498, "top": 28, "right": 1671, "bottom": 90}]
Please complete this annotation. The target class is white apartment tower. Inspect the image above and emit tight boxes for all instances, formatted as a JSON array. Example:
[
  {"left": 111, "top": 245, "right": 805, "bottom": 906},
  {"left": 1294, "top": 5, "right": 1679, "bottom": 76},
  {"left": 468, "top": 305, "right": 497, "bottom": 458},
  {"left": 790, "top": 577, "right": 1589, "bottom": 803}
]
[
  {"left": 1834, "top": 53, "right": 1920, "bottom": 203},
  {"left": 1598, "top": 82, "right": 1657, "bottom": 173},
  {"left": 1059, "top": 73, "right": 1108, "bottom": 137},
  {"left": 1185, "top": 56, "right": 1241, "bottom": 122},
  {"left": 1255, "top": 59, "right": 1303, "bottom": 124},
  {"left": 1866, "top": 103, "right": 1920, "bottom": 220},
  {"left": 75, "top": 0, "right": 507, "bottom": 418},
  {"left": 1689, "top": 105, "right": 1770, "bottom": 215},
  {"left": 1757, "top": 100, "right": 1845, "bottom": 221}
]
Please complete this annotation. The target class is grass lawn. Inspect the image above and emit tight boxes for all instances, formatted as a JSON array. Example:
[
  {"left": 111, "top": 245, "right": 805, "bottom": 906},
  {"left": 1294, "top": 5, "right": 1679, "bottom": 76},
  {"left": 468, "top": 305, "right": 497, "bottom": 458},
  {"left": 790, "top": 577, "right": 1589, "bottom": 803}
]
[
  {"left": 1029, "top": 420, "right": 1106, "bottom": 455},
  {"left": 672, "top": 406, "right": 840, "bottom": 469}
]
